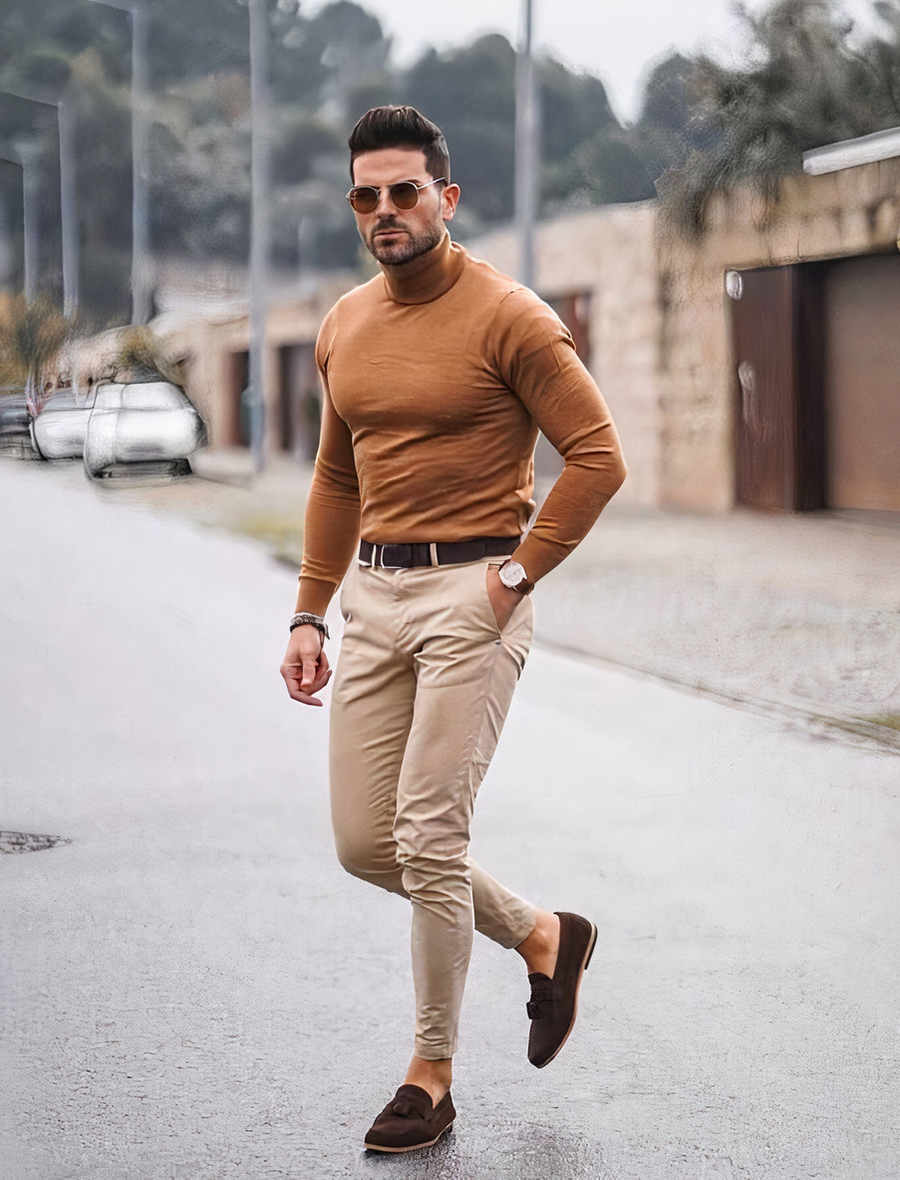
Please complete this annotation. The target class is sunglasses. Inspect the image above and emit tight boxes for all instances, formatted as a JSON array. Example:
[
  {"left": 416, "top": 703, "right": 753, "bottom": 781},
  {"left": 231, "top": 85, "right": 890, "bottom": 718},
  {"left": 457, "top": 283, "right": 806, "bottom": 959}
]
[{"left": 345, "top": 177, "right": 447, "bottom": 214}]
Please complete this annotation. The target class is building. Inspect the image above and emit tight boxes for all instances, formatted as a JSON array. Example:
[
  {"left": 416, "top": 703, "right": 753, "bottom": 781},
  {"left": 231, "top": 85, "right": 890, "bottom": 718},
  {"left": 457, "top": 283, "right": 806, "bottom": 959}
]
[
  {"left": 470, "top": 140, "right": 900, "bottom": 515},
  {"left": 159, "top": 271, "right": 356, "bottom": 464},
  {"left": 176, "top": 137, "right": 900, "bottom": 518}
]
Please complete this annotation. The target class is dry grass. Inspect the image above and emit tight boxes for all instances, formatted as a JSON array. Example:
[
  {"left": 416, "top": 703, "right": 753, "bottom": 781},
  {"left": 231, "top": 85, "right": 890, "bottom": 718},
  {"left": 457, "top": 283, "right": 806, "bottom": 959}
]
[{"left": 858, "top": 714, "right": 900, "bottom": 733}]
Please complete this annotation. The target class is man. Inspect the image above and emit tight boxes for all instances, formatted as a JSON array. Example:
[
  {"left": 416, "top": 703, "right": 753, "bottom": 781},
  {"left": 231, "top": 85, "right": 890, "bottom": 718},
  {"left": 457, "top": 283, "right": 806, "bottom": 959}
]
[{"left": 280, "top": 105, "right": 626, "bottom": 1153}]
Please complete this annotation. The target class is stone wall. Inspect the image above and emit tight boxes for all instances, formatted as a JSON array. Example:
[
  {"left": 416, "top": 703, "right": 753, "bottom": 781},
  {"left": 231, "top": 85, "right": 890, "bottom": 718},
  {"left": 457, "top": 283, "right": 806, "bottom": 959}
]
[
  {"left": 469, "top": 204, "right": 663, "bottom": 507},
  {"left": 658, "top": 158, "right": 900, "bottom": 510},
  {"left": 469, "top": 157, "right": 900, "bottom": 511}
]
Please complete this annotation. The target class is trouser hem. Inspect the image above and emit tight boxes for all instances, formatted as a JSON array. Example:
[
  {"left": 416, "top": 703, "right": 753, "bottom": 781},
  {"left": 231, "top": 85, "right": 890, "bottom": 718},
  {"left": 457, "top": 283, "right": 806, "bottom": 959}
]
[{"left": 413, "top": 1041, "right": 457, "bottom": 1061}]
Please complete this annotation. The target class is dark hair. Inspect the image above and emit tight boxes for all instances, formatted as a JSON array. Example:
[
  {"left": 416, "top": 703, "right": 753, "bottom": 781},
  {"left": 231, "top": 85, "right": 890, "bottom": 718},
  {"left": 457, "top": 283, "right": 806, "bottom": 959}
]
[{"left": 348, "top": 105, "right": 450, "bottom": 183}]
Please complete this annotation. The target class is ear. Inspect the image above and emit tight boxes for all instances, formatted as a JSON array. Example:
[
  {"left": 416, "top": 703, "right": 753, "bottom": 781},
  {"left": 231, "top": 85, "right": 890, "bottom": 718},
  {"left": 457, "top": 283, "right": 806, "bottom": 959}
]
[{"left": 440, "top": 182, "right": 461, "bottom": 223}]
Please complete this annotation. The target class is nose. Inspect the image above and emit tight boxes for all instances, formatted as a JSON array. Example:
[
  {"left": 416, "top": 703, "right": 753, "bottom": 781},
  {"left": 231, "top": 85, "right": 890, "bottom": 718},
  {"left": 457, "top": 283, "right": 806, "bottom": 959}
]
[{"left": 373, "top": 186, "right": 397, "bottom": 218}]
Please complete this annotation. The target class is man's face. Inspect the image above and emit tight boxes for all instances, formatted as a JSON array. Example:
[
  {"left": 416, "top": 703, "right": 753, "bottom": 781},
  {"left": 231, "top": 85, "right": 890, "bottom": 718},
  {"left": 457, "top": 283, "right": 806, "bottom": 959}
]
[{"left": 350, "top": 147, "right": 460, "bottom": 266}]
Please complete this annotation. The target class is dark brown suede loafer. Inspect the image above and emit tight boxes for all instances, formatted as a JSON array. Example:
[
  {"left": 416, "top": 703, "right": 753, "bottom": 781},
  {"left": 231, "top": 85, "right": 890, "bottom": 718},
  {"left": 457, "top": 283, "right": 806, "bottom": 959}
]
[
  {"left": 364, "top": 1084, "right": 456, "bottom": 1153},
  {"left": 526, "top": 910, "right": 597, "bottom": 1068}
]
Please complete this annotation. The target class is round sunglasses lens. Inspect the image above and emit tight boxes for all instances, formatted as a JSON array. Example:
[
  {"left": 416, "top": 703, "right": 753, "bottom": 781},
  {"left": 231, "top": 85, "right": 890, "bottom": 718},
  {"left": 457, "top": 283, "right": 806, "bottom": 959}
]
[
  {"left": 389, "top": 182, "right": 419, "bottom": 210},
  {"left": 351, "top": 188, "right": 378, "bottom": 213}
]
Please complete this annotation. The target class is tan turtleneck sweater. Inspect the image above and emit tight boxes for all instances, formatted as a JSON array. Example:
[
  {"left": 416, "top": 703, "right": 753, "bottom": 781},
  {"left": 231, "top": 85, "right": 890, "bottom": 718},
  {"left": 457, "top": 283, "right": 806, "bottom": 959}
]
[{"left": 297, "top": 233, "right": 626, "bottom": 616}]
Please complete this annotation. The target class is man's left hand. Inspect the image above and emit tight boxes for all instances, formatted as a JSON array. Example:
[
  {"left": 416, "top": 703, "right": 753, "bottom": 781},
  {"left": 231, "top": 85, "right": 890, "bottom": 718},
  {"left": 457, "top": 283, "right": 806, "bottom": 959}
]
[{"left": 486, "top": 565, "right": 524, "bottom": 632}]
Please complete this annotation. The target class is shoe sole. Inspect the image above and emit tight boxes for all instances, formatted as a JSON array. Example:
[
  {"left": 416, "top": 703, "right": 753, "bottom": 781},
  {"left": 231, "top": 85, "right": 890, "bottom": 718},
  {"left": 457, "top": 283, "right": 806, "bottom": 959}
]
[
  {"left": 364, "top": 1122, "right": 454, "bottom": 1153},
  {"left": 533, "top": 920, "right": 598, "bottom": 1069}
]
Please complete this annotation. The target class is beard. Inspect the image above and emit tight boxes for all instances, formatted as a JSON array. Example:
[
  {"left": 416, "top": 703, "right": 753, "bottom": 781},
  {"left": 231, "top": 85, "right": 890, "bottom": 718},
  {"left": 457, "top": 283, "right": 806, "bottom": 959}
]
[{"left": 364, "top": 215, "right": 444, "bottom": 266}]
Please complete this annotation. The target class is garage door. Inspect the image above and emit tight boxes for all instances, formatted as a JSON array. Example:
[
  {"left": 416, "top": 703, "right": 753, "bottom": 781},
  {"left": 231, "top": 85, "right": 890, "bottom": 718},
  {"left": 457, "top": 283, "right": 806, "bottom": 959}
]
[{"left": 825, "top": 252, "right": 900, "bottom": 513}]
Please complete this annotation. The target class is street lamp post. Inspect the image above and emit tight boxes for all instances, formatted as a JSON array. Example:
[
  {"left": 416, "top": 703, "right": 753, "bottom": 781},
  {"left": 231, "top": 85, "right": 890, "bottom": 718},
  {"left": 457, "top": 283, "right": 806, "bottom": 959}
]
[
  {"left": 88, "top": 0, "right": 152, "bottom": 324},
  {"left": 58, "top": 91, "right": 79, "bottom": 316},
  {"left": 248, "top": 0, "right": 272, "bottom": 474},
  {"left": 515, "top": 0, "right": 539, "bottom": 291}
]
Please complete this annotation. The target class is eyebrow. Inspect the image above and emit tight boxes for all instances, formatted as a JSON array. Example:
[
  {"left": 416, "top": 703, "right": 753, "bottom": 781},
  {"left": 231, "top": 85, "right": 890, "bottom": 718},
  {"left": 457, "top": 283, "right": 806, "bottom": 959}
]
[{"left": 352, "top": 178, "right": 427, "bottom": 187}]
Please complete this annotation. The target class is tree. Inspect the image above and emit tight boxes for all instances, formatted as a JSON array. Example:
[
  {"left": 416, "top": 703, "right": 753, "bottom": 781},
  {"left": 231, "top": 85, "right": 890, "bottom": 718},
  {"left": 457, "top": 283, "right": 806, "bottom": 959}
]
[{"left": 649, "top": 0, "right": 900, "bottom": 236}]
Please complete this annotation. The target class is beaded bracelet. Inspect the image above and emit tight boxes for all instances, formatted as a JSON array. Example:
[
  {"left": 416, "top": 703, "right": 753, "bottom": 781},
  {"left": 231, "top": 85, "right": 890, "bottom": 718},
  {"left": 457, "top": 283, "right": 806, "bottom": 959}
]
[{"left": 289, "top": 612, "right": 330, "bottom": 639}]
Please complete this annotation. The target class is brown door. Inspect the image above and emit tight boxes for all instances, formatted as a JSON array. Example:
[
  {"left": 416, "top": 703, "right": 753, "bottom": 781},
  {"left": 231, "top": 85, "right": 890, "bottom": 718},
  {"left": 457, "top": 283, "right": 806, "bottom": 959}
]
[
  {"left": 730, "top": 266, "right": 798, "bottom": 510},
  {"left": 824, "top": 252, "right": 900, "bottom": 513},
  {"left": 278, "top": 344, "right": 319, "bottom": 460},
  {"left": 222, "top": 350, "right": 250, "bottom": 447},
  {"left": 536, "top": 293, "right": 592, "bottom": 485},
  {"left": 729, "top": 264, "right": 826, "bottom": 511}
]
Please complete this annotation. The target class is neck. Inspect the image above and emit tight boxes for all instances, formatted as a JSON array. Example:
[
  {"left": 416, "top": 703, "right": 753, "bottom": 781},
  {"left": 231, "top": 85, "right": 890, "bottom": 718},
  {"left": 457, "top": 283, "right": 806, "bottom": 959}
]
[{"left": 380, "top": 232, "right": 464, "bottom": 304}]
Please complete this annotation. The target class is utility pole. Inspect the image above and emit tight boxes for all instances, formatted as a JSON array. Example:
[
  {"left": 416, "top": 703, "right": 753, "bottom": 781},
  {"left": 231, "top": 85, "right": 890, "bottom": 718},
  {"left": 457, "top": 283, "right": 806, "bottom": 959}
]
[
  {"left": 58, "top": 93, "right": 79, "bottom": 316},
  {"left": 515, "top": 0, "right": 539, "bottom": 291},
  {"left": 248, "top": 0, "right": 272, "bottom": 474},
  {"left": 89, "top": 0, "right": 152, "bottom": 324},
  {"left": 130, "top": 2, "right": 151, "bottom": 323}
]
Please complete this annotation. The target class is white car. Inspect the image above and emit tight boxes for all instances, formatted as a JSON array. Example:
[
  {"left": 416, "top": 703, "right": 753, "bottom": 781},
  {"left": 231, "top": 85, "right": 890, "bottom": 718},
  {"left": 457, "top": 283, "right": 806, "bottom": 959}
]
[
  {"left": 83, "top": 380, "right": 207, "bottom": 479},
  {"left": 30, "top": 386, "right": 96, "bottom": 460}
]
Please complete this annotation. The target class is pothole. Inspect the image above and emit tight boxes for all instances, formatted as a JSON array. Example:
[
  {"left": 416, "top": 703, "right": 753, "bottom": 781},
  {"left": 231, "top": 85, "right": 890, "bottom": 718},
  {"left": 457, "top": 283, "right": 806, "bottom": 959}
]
[{"left": 0, "top": 831, "right": 71, "bottom": 854}]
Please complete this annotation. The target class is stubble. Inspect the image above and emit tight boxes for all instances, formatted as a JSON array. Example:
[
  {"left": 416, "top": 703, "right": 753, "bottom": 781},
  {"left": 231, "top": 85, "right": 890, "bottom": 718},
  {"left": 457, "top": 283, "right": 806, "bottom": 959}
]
[{"left": 364, "top": 217, "right": 445, "bottom": 267}]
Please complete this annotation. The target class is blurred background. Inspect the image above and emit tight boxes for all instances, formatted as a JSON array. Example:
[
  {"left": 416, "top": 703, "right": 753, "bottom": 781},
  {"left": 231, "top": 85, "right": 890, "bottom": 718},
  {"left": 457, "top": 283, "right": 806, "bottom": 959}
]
[{"left": 2, "top": 0, "right": 898, "bottom": 317}]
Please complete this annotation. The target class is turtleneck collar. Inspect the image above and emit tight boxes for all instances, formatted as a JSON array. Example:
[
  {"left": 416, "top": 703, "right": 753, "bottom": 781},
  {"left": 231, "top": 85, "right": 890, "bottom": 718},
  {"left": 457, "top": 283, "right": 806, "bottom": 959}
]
[{"left": 380, "top": 231, "right": 466, "bottom": 305}]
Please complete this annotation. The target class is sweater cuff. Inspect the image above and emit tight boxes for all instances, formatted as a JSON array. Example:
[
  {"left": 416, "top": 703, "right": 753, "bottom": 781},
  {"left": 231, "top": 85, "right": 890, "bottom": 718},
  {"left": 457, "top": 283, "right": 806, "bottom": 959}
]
[{"left": 295, "top": 575, "right": 339, "bottom": 619}]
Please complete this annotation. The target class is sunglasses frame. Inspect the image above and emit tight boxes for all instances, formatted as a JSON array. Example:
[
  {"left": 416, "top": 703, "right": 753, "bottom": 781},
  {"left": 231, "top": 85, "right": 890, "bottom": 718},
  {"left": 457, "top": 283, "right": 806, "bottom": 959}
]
[{"left": 345, "top": 177, "right": 447, "bottom": 214}]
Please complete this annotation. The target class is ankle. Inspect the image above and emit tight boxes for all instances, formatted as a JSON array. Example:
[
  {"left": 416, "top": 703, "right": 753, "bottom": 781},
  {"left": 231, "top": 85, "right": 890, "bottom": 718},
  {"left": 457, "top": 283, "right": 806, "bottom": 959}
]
[
  {"left": 515, "top": 910, "right": 560, "bottom": 975},
  {"left": 516, "top": 909, "right": 559, "bottom": 953},
  {"left": 404, "top": 1055, "right": 452, "bottom": 1104}
]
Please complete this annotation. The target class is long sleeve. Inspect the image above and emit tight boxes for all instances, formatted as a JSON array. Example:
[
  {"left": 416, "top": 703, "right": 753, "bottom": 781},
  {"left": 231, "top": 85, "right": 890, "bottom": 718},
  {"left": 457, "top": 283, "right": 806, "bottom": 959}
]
[
  {"left": 492, "top": 290, "right": 627, "bottom": 582},
  {"left": 296, "top": 356, "right": 361, "bottom": 618}
]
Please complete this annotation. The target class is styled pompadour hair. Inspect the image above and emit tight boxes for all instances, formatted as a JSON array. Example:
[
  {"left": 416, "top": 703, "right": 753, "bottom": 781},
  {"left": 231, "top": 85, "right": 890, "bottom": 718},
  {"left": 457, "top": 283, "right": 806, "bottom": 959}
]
[{"left": 348, "top": 105, "right": 450, "bottom": 184}]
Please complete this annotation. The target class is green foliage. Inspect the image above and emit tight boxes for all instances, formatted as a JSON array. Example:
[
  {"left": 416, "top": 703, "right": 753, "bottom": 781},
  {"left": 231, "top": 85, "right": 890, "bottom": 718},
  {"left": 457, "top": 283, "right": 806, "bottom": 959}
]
[
  {"left": 401, "top": 35, "right": 652, "bottom": 227},
  {"left": 645, "top": 0, "right": 900, "bottom": 237},
  {"left": 272, "top": 115, "right": 342, "bottom": 186},
  {"left": 403, "top": 35, "right": 517, "bottom": 224},
  {"left": 0, "top": 0, "right": 658, "bottom": 318},
  {"left": 539, "top": 57, "right": 617, "bottom": 165},
  {"left": 545, "top": 130, "right": 657, "bottom": 210}
]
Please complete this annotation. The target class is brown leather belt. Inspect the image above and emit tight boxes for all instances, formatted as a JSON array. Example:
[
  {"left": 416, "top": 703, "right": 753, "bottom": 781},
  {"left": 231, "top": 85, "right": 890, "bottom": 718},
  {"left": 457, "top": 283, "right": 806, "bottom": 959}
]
[{"left": 359, "top": 536, "right": 519, "bottom": 569}]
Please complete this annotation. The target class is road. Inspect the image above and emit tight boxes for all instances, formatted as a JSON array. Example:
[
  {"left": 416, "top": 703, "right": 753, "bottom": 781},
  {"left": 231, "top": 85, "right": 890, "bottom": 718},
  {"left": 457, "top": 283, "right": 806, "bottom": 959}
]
[{"left": 2, "top": 459, "right": 898, "bottom": 1179}]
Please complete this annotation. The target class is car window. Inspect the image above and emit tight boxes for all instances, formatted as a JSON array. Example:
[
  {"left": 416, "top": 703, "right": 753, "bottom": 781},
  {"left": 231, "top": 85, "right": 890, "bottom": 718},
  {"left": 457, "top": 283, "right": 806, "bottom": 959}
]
[{"left": 120, "top": 382, "right": 187, "bottom": 410}]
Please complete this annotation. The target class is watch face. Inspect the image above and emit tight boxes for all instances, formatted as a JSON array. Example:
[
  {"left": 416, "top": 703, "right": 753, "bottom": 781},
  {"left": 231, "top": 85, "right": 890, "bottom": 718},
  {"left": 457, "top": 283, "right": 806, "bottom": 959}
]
[{"left": 499, "top": 560, "right": 526, "bottom": 589}]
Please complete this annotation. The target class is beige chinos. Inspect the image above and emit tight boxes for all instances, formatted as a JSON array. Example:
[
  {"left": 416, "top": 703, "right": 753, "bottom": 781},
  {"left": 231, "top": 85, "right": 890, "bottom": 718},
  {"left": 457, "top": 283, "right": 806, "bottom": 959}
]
[{"left": 329, "top": 556, "right": 537, "bottom": 1060}]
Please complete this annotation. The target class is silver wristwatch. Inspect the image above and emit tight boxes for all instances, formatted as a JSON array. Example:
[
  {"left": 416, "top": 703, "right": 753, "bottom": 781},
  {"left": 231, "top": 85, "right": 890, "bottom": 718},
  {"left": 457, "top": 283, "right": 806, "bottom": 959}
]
[{"left": 498, "top": 560, "right": 534, "bottom": 595}]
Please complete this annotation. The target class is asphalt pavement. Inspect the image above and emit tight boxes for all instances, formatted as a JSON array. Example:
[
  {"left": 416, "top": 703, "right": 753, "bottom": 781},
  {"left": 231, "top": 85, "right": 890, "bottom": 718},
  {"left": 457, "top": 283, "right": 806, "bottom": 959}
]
[{"left": 2, "top": 457, "right": 899, "bottom": 1179}]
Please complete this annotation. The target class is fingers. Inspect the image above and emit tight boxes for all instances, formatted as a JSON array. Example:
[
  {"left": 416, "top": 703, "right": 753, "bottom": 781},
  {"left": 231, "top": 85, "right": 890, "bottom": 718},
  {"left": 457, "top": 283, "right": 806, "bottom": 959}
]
[
  {"left": 300, "top": 655, "right": 318, "bottom": 692},
  {"left": 280, "top": 646, "right": 332, "bottom": 707}
]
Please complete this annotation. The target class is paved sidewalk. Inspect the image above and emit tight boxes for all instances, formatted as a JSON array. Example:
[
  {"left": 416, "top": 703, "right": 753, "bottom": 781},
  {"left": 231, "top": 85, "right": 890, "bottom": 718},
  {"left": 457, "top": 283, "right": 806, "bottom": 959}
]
[{"left": 116, "top": 449, "right": 900, "bottom": 751}]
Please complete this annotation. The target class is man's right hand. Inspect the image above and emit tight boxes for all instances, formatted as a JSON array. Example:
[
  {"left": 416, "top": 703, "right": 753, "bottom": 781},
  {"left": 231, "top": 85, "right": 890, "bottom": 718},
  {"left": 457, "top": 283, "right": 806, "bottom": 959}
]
[{"left": 280, "top": 623, "right": 332, "bottom": 707}]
